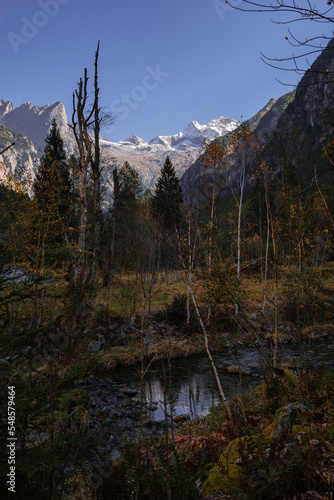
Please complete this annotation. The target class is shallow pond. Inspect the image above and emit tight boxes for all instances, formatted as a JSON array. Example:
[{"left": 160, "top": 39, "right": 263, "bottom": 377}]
[
  {"left": 114, "top": 354, "right": 256, "bottom": 422},
  {"left": 80, "top": 338, "right": 334, "bottom": 446}
]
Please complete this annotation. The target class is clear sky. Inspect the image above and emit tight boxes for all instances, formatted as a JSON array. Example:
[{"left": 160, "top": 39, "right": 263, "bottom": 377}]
[{"left": 1, "top": 0, "right": 332, "bottom": 142}]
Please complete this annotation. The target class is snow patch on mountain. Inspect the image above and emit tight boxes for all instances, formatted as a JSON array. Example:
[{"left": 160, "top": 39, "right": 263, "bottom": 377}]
[
  {"left": 0, "top": 98, "right": 239, "bottom": 190},
  {"left": 101, "top": 116, "right": 239, "bottom": 186}
]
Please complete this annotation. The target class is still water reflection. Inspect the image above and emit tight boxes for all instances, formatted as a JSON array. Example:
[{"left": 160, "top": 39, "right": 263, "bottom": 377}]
[{"left": 115, "top": 355, "right": 257, "bottom": 421}]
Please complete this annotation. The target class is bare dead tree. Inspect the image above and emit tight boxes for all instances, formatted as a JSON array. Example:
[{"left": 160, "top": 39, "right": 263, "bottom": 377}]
[
  {"left": 69, "top": 42, "right": 114, "bottom": 286},
  {"left": 70, "top": 67, "right": 94, "bottom": 284},
  {"left": 314, "top": 149, "right": 334, "bottom": 232},
  {"left": 88, "top": 41, "right": 102, "bottom": 285}
]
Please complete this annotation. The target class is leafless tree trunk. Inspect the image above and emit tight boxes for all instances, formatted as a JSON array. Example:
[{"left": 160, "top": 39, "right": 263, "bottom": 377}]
[
  {"left": 104, "top": 167, "right": 120, "bottom": 286},
  {"left": 70, "top": 42, "right": 110, "bottom": 288},
  {"left": 88, "top": 42, "right": 102, "bottom": 285},
  {"left": 315, "top": 155, "right": 334, "bottom": 233},
  {"left": 264, "top": 178, "right": 279, "bottom": 368},
  {"left": 235, "top": 151, "right": 246, "bottom": 316},
  {"left": 262, "top": 195, "right": 270, "bottom": 315},
  {"left": 70, "top": 68, "right": 94, "bottom": 284},
  {"left": 174, "top": 223, "right": 233, "bottom": 421}
]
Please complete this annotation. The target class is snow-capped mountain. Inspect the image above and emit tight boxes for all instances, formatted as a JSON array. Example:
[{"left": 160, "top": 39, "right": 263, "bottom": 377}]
[
  {"left": 0, "top": 98, "right": 239, "bottom": 190},
  {"left": 149, "top": 116, "right": 238, "bottom": 148},
  {"left": 100, "top": 116, "right": 239, "bottom": 187}
]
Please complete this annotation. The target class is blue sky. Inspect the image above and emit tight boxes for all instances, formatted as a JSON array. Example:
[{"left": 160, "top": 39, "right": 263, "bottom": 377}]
[{"left": 1, "top": 0, "right": 332, "bottom": 142}]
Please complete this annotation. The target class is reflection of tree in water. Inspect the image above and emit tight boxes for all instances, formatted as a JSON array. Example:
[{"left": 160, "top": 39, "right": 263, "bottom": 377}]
[
  {"left": 114, "top": 345, "right": 333, "bottom": 424},
  {"left": 115, "top": 355, "right": 257, "bottom": 422},
  {"left": 141, "top": 358, "right": 246, "bottom": 420}
]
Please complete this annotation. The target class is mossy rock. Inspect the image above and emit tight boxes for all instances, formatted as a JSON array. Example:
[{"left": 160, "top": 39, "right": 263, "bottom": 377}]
[
  {"left": 264, "top": 403, "right": 312, "bottom": 438},
  {"left": 202, "top": 437, "right": 249, "bottom": 497},
  {"left": 202, "top": 403, "right": 313, "bottom": 497}
]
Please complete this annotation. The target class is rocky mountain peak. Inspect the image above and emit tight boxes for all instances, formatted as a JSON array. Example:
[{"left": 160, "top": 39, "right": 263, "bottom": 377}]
[
  {"left": 0, "top": 100, "right": 75, "bottom": 155},
  {"left": 125, "top": 134, "right": 145, "bottom": 146},
  {"left": 101, "top": 115, "right": 239, "bottom": 187},
  {"left": 0, "top": 100, "right": 14, "bottom": 119}
]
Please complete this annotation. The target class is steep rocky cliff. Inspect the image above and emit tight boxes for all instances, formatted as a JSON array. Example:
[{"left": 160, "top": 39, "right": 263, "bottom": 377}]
[
  {"left": 272, "top": 37, "right": 334, "bottom": 179},
  {"left": 0, "top": 100, "right": 75, "bottom": 155},
  {"left": 0, "top": 123, "right": 38, "bottom": 190}
]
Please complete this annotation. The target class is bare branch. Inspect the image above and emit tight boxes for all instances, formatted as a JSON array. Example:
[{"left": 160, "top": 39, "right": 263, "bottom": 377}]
[{"left": 228, "top": 0, "right": 334, "bottom": 81}]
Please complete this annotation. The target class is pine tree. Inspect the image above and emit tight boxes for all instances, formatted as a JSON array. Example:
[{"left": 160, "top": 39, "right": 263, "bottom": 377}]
[
  {"left": 152, "top": 155, "right": 183, "bottom": 229},
  {"left": 33, "top": 120, "right": 71, "bottom": 220},
  {"left": 31, "top": 120, "right": 73, "bottom": 269}
]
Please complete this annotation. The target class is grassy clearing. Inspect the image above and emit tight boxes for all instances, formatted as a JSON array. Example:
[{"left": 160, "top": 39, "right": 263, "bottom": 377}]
[
  {"left": 95, "top": 271, "right": 189, "bottom": 317},
  {"left": 3, "top": 263, "right": 333, "bottom": 378}
]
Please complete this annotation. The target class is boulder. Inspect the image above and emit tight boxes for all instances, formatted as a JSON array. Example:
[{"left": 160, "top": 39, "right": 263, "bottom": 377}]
[
  {"left": 280, "top": 356, "right": 301, "bottom": 369},
  {"left": 87, "top": 341, "right": 101, "bottom": 353},
  {"left": 96, "top": 326, "right": 107, "bottom": 334},
  {"left": 227, "top": 365, "right": 252, "bottom": 376},
  {"left": 98, "top": 334, "right": 106, "bottom": 346},
  {"left": 173, "top": 414, "right": 191, "bottom": 423},
  {"left": 123, "top": 388, "right": 138, "bottom": 397},
  {"left": 144, "top": 331, "right": 155, "bottom": 345}
]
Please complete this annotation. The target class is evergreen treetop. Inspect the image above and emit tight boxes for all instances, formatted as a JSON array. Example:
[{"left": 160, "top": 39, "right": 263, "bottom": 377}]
[
  {"left": 43, "top": 119, "right": 66, "bottom": 163},
  {"left": 152, "top": 155, "right": 183, "bottom": 229},
  {"left": 33, "top": 120, "right": 71, "bottom": 218}
]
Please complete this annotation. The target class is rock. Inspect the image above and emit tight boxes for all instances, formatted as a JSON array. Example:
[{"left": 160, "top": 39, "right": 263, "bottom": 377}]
[
  {"left": 147, "top": 405, "right": 158, "bottom": 412},
  {"left": 21, "top": 346, "right": 32, "bottom": 355},
  {"left": 119, "top": 329, "right": 126, "bottom": 339},
  {"left": 265, "top": 403, "right": 313, "bottom": 438},
  {"left": 98, "top": 334, "right": 106, "bottom": 346},
  {"left": 96, "top": 326, "right": 107, "bottom": 334},
  {"left": 108, "top": 323, "right": 119, "bottom": 331},
  {"left": 280, "top": 356, "right": 301, "bottom": 369},
  {"left": 144, "top": 331, "right": 155, "bottom": 345},
  {"left": 142, "top": 418, "right": 155, "bottom": 428},
  {"left": 123, "top": 388, "right": 138, "bottom": 397},
  {"left": 87, "top": 341, "right": 101, "bottom": 353},
  {"left": 173, "top": 414, "right": 191, "bottom": 423},
  {"left": 227, "top": 365, "right": 252, "bottom": 376}
]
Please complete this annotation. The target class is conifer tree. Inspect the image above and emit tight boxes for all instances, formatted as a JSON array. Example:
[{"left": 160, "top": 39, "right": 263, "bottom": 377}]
[
  {"left": 31, "top": 120, "right": 73, "bottom": 269},
  {"left": 152, "top": 155, "right": 183, "bottom": 229},
  {"left": 33, "top": 119, "right": 71, "bottom": 220}
]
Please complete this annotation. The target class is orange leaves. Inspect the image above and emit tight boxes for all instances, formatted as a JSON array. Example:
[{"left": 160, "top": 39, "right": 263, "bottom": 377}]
[{"left": 201, "top": 139, "right": 229, "bottom": 173}]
